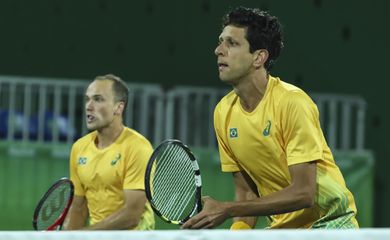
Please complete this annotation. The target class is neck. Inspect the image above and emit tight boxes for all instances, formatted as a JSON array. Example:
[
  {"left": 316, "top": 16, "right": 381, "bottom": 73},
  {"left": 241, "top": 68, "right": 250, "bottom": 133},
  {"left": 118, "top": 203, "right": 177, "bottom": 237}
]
[
  {"left": 95, "top": 120, "right": 124, "bottom": 149},
  {"left": 233, "top": 69, "right": 269, "bottom": 112}
]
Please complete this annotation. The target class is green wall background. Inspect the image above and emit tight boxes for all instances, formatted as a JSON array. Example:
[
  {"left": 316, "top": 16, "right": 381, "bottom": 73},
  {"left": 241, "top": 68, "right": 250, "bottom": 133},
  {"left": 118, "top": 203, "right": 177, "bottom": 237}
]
[{"left": 0, "top": 0, "right": 388, "bottom": 226}]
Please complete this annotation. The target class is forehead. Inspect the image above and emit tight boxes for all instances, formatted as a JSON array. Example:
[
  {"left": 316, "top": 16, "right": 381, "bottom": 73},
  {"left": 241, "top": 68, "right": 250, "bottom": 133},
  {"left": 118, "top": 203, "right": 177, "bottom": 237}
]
[
  {"left": 86, "top": 79, "right": 113, "bottom": 96},
  {"left": 219, "top": 25, "right": 247, "bottom": 40}
]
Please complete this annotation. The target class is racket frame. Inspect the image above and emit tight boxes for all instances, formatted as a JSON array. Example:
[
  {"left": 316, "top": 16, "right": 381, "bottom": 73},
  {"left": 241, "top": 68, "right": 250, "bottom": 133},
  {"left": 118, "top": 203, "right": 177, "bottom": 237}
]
[
  {"left": 32, "top": 177, "right": 74, "bottom": 231},
  {"left": 145, "top": 139, "right": 202, "bottom": 225}
]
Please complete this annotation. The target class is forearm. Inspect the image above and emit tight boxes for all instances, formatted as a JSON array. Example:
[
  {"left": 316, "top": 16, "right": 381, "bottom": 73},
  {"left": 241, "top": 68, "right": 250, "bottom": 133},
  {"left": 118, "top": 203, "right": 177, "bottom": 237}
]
[
  {"left": 227, "top": 184, "right": 314, "bottom": 218},
  {"left": 86, "top": 189, "right": 147, "bottom": 230},
  {"left": 63, "top": 207, "right": 88, "bottom": 230},
  {"left": 85, "top": 206, "right": 140, "bottom": 230},
  {"left": 233, "top": 190, "right": 258, "bottom": 227},
  {"left": 182, "top": 163, "right": 317, "bottom": 229},
  {"left": 232, "top": 171, "right": 259, "bottom": 228}
]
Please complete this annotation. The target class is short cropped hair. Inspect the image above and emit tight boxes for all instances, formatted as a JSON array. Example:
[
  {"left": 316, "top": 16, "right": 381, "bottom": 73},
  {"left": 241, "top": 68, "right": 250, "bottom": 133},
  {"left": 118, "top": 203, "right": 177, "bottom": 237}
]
[
  {"left": 94, "top": 74, "right": 129, "bottom": 109},
  {"left": 222, "top": 6, "right": 284, "bottom": 70}
]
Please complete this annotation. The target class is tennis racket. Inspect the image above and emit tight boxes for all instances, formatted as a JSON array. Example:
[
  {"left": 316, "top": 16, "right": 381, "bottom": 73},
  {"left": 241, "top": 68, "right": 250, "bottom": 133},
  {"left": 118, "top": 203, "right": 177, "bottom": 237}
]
[
  {"left": 145, "top": 139, "right": 202, "bottom": 225},
  {"left": 32, "top": 177, "right": 74, "bottom": 231}
]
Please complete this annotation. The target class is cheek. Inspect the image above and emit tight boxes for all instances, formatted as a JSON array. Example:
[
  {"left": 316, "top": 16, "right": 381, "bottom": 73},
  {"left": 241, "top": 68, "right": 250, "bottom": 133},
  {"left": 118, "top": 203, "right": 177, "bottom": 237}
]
[
  {"left": 238, "top": 55, "right": 253, "bottom": 68},
  {"left": 230, "top": 51, "right": 251, "bottom": 65},
  {"left": 96, "top": 107, "right": 113, "bottom": 118}
]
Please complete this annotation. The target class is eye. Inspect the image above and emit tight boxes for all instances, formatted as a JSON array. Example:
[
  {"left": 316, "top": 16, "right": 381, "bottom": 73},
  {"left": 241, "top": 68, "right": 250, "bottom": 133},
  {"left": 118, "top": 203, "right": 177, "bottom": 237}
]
[
  {"left": 228, "top": 39, "right": 237, "bottom": 46},
  {"left": 95, "top": 96, "right": 103, "bottom": 102}
]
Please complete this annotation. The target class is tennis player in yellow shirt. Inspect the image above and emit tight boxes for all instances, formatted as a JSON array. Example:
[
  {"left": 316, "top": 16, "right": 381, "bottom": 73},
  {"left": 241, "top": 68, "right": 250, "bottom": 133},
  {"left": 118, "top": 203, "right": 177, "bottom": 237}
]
[
  {"left": 183, "top": 7, "right": 358, "bottom": 229},
  {"left": 63, "top": 74, "right": 154, "bottom": 230}
]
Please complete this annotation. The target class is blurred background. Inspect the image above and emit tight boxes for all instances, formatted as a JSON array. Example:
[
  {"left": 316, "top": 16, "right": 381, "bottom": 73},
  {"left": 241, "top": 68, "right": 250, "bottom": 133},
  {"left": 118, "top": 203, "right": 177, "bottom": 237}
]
[{"left": 0, "top": 0, "right": 388, "bottom": 229}]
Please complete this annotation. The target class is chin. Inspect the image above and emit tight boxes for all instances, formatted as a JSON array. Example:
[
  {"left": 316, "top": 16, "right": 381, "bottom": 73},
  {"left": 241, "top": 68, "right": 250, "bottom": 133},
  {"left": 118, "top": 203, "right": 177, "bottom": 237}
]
[
  {"left": 219, "top": 74, "right": 228, "bottom": 82},
  {"left": 219, "top": 76, "right": 235, "bottom": 85},
  {"left": 86, "top": 124, "right": 97, "bottom": 131}
]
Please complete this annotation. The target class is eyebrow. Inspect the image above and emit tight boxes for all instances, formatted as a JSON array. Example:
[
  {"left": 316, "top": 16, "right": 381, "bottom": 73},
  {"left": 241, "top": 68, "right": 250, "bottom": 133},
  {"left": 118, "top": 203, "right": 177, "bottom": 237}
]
[
  {"left": 219, "top": 36, "right": 238, "bottom": 43},
  {"left": 85, "top": 94, "right": 104, "bottom": 98}
]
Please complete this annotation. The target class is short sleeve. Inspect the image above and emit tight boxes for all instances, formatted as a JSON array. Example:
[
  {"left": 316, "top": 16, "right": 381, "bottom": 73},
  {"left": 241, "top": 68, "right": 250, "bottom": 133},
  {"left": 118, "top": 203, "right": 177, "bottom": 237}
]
[
  {"left": 123, "top": 140, "right": 153, "bottom": 190},
  {"left": 280, "top": 91, "right": 324, "bottom": 166},
  {"left": 69, "top": 143, "right": 85, "bottom": 196},
  {"left": 214, "top": 103, "right": 240, "bottom": 172}
]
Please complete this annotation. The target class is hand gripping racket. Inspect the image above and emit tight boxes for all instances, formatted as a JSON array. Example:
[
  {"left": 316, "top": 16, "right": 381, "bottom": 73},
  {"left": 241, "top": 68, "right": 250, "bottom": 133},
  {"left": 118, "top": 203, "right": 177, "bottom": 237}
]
[
  {"left": 32, "top": 177, "right": 74, "bottom": 230},
  {"left": 145, "top": 139, "right": 202, "bottom": 225}
]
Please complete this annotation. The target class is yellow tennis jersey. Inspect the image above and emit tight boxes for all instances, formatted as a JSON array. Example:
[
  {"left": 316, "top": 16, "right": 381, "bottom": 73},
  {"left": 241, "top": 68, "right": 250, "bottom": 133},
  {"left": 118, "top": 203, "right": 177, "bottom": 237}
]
[
  {"left": 69, "top": 127, "right": 154, "bottom": 230},
  {"left": 214, "top": 76, "right": 358, "bottom": 228}
]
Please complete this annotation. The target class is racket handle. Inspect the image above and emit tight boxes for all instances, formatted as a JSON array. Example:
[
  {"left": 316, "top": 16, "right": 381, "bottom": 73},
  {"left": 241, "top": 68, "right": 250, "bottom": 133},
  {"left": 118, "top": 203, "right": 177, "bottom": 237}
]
[{"left": 197, "top": 201, "right": 203, "bottom": 212}]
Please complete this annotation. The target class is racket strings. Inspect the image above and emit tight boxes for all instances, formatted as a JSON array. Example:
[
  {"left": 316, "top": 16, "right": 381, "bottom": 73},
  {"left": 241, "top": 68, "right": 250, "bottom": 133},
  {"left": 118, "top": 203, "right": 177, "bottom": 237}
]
[
  {"left": 151, "top": 144, "right": 181, "bottom": 195},
  {"left": 151, "top": 144, "right": 197, "bottom": 221},
  {"left": 159, "top": 166, "right": 195, "bottom": 219},
  {"left": 36, "top": 183, "right": 72, "bottom": 230},
  {"left": 153, "top": 146, "right": 193, "bottom": 208},
  {"left": 170, "top": 157, "right": 197, "bottom": 218},
  {"left": 152, "top": 145, "right": 190, "bottom": 198}
]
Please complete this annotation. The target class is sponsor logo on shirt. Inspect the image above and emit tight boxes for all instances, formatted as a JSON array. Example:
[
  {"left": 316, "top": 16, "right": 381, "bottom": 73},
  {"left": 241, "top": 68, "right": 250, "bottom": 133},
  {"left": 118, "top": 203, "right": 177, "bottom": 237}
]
[
  {"left": 229, "top": 128, "right": 238, "bottom": 138},
  {"left": 111, "top": 153, "right": 122, "bottom": 166},
  {"left": 263, "top": 120, "right": 272, "bottom": 136},
  {"left": 77, "top": 157, "right": 87, "bottom": 165}
]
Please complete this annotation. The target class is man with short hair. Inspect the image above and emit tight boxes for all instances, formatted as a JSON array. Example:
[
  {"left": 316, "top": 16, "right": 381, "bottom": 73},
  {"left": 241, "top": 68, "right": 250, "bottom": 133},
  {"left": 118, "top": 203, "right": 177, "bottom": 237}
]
[{"left": 63, "top": 74, "right": 154, "bottom": 230}]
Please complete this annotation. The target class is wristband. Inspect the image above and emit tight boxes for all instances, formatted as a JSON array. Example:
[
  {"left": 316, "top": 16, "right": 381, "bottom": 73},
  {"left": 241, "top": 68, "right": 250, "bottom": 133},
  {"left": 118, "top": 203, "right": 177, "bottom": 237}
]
[{"left": 230, "top": 221, "right": 251, "bottom": 230}]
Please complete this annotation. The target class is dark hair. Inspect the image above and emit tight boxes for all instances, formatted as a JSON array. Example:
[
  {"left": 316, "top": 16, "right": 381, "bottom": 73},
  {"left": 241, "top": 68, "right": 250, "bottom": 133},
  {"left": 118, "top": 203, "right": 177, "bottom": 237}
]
[
  {"left": 94, "top": 74, "right": 129, "bottom": 108},
  {"left": 222, "top": 6, "right": 284, "bottom": 70}
]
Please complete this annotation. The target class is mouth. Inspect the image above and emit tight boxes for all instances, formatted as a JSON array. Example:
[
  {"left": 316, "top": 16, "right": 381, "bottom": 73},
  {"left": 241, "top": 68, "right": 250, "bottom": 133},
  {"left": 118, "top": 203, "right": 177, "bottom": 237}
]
[
  {"left": 86, "top": 114, "right": 96, "bottom": 123},
  {"left": 218, "top": 62, "right": 228, "bottom": 71}
]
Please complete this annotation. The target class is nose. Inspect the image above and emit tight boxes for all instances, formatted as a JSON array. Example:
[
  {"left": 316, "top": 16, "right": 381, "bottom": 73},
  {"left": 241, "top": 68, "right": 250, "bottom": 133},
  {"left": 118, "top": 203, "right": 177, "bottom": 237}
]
[
  {"left": 85, "top": 99, "right": 93, "bottom": 111},
  {"left": 214, "top": 43, "right": 224, "bottom": 56}
]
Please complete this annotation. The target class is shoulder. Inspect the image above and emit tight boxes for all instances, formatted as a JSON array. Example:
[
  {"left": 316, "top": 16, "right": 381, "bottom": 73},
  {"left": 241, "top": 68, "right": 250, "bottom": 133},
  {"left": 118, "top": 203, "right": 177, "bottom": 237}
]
[
  {"left": 272, "top": 76, "right": 304, "bottom": 96},
  {"left": 72, "top": 131, "right": 96, "bottom": 149},
  {"left": 121, "top": 127, "right": 153, "bottom": 149},
  {"left": 270, "top": 76, "right": 314, "bottom": 107},
  {"left": 215, "top": 90, "right": 238, "bottom": 115}
]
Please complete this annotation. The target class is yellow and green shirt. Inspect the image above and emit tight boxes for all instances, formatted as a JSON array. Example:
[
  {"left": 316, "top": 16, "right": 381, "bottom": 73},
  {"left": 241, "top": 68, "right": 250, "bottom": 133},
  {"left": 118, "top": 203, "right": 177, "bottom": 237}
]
[
  {"left": 214, "top": 75, "right": 358, "bottom": 228},
  {"left": 69, "top": 127, "right": 154, "bottom": 230}
]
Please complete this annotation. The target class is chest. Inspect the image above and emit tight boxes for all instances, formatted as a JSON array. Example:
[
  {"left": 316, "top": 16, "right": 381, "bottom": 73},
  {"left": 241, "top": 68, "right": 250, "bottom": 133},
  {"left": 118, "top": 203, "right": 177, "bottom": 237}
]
[
  {"left": 76, "top": 150, "right": 125, "bottom": 189},
  {"left": 225, "top": 104, "right": 288, "bottom": 176}
]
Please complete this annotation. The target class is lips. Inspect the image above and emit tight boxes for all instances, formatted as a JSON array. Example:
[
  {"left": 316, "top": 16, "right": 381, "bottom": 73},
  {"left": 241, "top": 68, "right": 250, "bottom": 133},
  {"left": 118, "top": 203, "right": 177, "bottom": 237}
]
[
  {"left": 86, "top": 114, "right": 95, "bottom": 123},
  {"left": 218, "top": 62, "right": 228, "bottom": 71}
]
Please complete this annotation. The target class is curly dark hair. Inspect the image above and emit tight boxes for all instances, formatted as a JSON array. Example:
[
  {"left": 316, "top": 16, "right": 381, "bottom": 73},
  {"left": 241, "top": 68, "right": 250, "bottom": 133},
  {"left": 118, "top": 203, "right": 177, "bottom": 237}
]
[{"left": 222, "top": 6, "right": 284, "bottom": 70}]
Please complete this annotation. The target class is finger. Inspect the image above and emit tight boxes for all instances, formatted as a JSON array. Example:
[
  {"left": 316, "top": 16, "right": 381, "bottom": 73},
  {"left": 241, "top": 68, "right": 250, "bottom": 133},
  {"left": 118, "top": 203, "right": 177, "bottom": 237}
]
[
  {"left": 189, "top": 215, "right": 214, "bottom": 229},
  {"left": 200, "top": 196, "right": 213, "bottom": 209},
  {"left": 181, "top": 214, "right": 203, "bottom": 229},
  {"left": 201, "top": 195, "right": 211, "bottom": 200}
]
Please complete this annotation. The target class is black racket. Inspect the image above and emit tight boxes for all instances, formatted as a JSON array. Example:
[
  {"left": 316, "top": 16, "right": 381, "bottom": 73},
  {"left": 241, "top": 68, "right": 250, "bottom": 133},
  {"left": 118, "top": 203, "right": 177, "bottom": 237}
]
[
  {"left": 32, "top": 177, "right": 74, "bottom": 231},
  {"left": 145, "top": 139, "right": 202, "bottom": 225}
]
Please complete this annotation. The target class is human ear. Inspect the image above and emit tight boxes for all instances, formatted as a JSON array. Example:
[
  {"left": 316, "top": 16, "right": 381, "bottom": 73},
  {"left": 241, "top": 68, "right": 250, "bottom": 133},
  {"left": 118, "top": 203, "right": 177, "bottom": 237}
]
[
  {"left": 253, "top": 49, "right": 269, "bottom": 69},
  {"left": 114, "top": 102, "right": 125, "bottom": 115}
]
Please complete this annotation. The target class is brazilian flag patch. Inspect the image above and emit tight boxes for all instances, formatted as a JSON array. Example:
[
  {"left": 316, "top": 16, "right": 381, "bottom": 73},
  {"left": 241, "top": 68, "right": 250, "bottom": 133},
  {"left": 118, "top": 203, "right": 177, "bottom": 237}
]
[{"left": 229, "top": 128, "right": 238, "bottom": 138}]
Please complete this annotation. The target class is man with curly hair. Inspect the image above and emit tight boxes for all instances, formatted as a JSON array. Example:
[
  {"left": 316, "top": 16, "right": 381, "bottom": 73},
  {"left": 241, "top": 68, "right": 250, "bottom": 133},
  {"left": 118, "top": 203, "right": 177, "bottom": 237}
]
[{"left": 183, "top": 7, "right": 358, "bottom": 229}]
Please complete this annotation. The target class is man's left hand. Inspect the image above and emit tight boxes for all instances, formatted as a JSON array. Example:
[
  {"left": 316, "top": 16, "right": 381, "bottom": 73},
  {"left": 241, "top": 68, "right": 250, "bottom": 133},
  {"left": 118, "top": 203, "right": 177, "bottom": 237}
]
[{"left": 181, "top": 196, "right": 229, "bottom": 229}]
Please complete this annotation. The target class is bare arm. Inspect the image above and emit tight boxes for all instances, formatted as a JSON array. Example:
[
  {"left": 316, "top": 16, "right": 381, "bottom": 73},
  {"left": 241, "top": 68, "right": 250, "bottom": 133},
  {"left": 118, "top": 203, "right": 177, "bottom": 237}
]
[
  {"left": 182, "top": 161, "right": 317, "bottom": 229},
  {"left": 226, "top": 162, "right": 316, "bottom": 217},
  {"left": 63, "top": 195, "right": 88, "bottom": 230},
  {"left": 85, "top": 189, "right": 146, "bottom": 230},
  {"left": 231, "top": 171, "right": 259, "bottom": 228}
]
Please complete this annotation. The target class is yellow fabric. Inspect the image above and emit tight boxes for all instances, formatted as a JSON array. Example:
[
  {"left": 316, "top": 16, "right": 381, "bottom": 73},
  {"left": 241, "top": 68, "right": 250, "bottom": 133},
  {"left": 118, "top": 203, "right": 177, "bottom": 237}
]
[
  {"left": 69, "top": 127, "right": 154, "bottom": 230},
  {"left": 230, "top": 221, "right": 252, "bottom": 230},
  {"left": 214, "top": 75, "right": 358, "bottom": 228}
]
